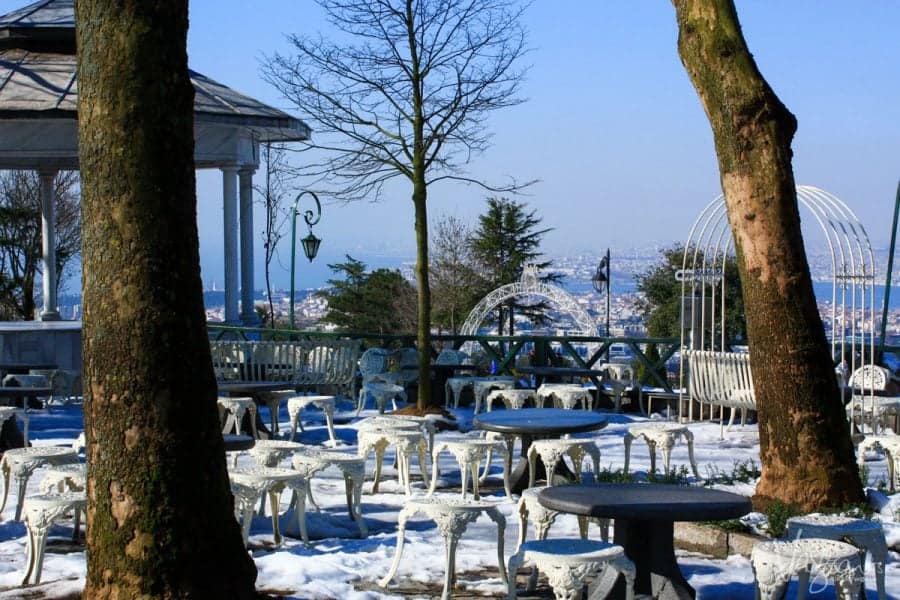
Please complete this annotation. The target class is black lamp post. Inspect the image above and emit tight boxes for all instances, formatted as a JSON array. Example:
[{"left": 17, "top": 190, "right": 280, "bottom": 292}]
[
  {"left": 289, "top": 191, "right": 322, "bottom": 330},
  {"left": 592, "top": 248, "right": 611, "bottom": 339}
]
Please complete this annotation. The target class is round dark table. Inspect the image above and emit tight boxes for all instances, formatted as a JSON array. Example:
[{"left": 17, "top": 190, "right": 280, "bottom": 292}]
[
  {"left": 538, "top": 483, "right": 752, "bottom": 599},
  {"left": 222, "top": 434, "right": 255, "bottom": 452},
  {"left": 473, "top": 408, "right": 607, "bottom": 492}
]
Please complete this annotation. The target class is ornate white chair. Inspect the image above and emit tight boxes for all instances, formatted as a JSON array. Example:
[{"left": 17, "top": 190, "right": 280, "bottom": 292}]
[
  {"left": 257, "top": 390, "right": 294, "bottom": 435},
  {"left": 287, "top": 394, "right": 338, "bottom": 446},
  {"left": 857, "top": 435, "right": 900, "bottom": 491},
  {"left": 291, "top": 449, "right": 367, "bottom": 537},
  {"left": 21, "top": 491, "right": 86, "bottom": 584},
  {"left": 356, "top": 348, "right": 395, "bottom": 414},
  {"left": 786, "top": 514, "right": 888, "bottom": 600},
  {"left": 1, "top": 446, "right": 78, "bottom": 521},
  {"left": 527, "top": 438, "right": 600, "bottom": 488},
  {"left": 486, "top": 388, "right": 538, "bottom": 412},
  {"left": 750, "top": 538, "right": 863, "bottom": 600},
  {"left": 229, "top": 466, "right": 308, "bottom": 546},
  {"left": 428, "top": 436, "right": 510, "bottom": 499},
  {"left": 507, "top": 538, "right": 635, "bottom": 600},
  {"left": 356, "top": 380, "right": 406, "bottom": 414},
  {"left": 39, "top": 462, "right": 86, "bottom": 494},
  {"left": 357, "top": 426, "right": 428, "bottom": 495},
  {"left": 217, "top": 396, "right": 259, "bottom": 438},
  {"left": 623, "top": 423, "right": 700, "bottom": 478},
  {"left": 379, "top": 496, "right": 507, "bottom": 600},
  {"left": 536, "top": 383, "right": 592, "bottom": 410},
  {"left": 473, "top": 377, "right": 517, "bottom": 414}
]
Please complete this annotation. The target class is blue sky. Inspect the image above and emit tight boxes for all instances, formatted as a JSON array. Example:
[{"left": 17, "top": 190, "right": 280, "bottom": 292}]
[{"left": 4, "top": 1, "right": 899, "bottom": 290}]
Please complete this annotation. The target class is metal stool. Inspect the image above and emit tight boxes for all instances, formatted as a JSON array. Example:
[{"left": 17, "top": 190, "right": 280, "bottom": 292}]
[
  {"left": 750, "top": 538, "right": 863, "bottom": 600},
  {"left": 507, "top": 538, "right": 635, "bottom": 600},
  {"left": 379, "top": 495, "right": 507, "bottom": 600}
]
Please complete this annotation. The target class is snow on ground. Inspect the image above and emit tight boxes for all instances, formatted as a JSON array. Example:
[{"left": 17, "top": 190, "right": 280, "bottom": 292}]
[{"left": 0, "top": 400, "right": 898, "bottom": 599}]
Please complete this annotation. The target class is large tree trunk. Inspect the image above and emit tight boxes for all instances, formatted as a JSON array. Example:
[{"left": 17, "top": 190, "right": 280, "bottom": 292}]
[
  {"left": 672, "top": 0, "right": 863, "bottom": 511},
  {"left": 75, "top": 2, "right": 258, "bottom": 597}
]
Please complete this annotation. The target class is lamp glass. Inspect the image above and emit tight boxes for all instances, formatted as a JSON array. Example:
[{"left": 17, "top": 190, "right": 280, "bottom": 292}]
[{"left": 301, "top": 232, "right": 321, "bottom": 262}]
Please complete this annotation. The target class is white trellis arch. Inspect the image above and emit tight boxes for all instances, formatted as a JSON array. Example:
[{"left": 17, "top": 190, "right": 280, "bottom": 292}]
[
  {"left": 678, "top": 184, "right": 877, "bottom": 421},
  {"left": 459, "top": 265, "right": 597, "bottom": 353}
]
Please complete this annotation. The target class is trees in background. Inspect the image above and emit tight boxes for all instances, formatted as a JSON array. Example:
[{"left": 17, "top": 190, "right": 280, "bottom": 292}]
[
  {"left": 319, "top": 256, "right": 417, "bottom": 334},
  {"left": 265, "top": 0, "right": 532, "bottom": 407},
  {"left": 672, "top": 0, "right": 863, "bottom": 510},
  {"left": 75, "top": 1, "right": 257, "bottom": 596},
  {"left": 470, "top": 197, "right": 556, "bottom": 336},
  {"left": 429, "top": 215, "right": 484, "bottom": 335},
  {"left": 0, "top": 170, "right": 80, "bottom": 320},
  {"left": 635, "top": 244, "right": 745, "bottom": 343}
]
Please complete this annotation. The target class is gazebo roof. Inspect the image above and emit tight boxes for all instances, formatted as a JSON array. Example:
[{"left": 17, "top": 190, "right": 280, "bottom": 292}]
[{"left": 0, "top": 0, "right": 310, "bottom": 169}]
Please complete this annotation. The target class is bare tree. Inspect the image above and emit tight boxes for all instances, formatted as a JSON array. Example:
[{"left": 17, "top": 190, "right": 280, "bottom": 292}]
[
  {"left": 0, "top": 170, "right": 81, "bottom": 319},
  {"left": 255, "top": 142, "right": 295, "bottom": 327},
  {"left": 429, "top": 215, "right": 483, "bottom": 335},
  {"left": 265, "top": 0, "right": 533, "bottom": 408},
  {"left": 672, "top": 0, "right": 863, "bottom": 511}
]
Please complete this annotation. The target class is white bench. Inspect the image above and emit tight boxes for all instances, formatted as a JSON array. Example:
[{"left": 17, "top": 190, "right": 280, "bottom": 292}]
[
  {"left": 685, "top": 350, "right": 755, "bottom": 437},
  {"left": 210, "top": 340, "right": 360, "bottom": 398}
]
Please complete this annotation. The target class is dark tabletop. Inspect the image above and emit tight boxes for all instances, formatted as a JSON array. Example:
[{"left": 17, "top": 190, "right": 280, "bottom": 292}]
[
  {"left": 217, "top": 381, "right": 296, "bottom": 395},
  {"left": 0, "top": 362, "right": 58, "bottom": 373},
  {"left": 473, "top": 408, "right": 607, "bottom": 436},
  {"left": 538, "top": 483, "right": 752, "bottom": 522},
  {"left": 222, "top": 434, "right": 256, "bottom": 452},
  {"left": 0, "top": 386, "right": 52, "bottom": 396},
  {"left": 517, "top": 366, "right": 604, "bottom": 378}
]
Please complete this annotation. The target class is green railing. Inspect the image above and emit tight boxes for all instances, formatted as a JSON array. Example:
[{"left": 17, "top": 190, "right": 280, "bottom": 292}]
[{"left": 206, "top": 323, "right": 682, "bottom": 392}]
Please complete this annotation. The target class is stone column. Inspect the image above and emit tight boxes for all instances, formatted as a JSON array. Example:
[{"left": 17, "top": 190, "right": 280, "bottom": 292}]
[
  {"left": 222, "top": 166, "right": 240, "bottom": 324},
  {"left": 238, "top": 168, "right": 258, "bottom": 326},
  {"left": 39, "top": 169, "right": 60, "bottom": 321}
]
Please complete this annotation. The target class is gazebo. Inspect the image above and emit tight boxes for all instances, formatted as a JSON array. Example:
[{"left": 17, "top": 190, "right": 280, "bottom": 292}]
[{"left": 0, "top": 0, "right": 310, "bottom": 327}]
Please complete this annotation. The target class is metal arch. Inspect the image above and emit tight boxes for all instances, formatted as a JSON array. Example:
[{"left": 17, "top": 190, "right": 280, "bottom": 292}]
[
  {"left": 458, "top": 266, "right": 598, "bottom": 353},
  {"left": 678, "top": 185, "right": 877, "bottom": 423}
]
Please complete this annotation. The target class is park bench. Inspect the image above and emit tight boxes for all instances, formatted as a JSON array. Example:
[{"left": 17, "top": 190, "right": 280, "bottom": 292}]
[
  {"left": 209, "top": 340, "right": 361, "bottom": 399},
  {"left": 685, "top": 349, "right": 755, "bottom": 438}
]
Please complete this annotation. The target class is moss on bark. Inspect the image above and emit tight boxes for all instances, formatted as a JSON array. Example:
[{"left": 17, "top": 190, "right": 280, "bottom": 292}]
[{"left": 76, "top": 1, "right": 258, "bottom": 597}]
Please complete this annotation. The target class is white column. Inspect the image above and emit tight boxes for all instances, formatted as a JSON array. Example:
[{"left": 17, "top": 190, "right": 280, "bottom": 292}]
[
  {"left": 39, "top": 170, "right": 60, "bottom": 321},
  {"left": 222, "top": 166, "right": 240, "bottom": 324},
  {"left": 238, "top": 168, "right": 258, "bottom": 326}
]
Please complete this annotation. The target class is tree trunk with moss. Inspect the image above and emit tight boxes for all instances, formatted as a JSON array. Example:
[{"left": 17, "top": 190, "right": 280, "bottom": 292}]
[
  {"left": 672, "top": 0, "right": 863, "bottom": 511},
  {"left": 76, "top": 1, "right": 258, "bottom": 597}
]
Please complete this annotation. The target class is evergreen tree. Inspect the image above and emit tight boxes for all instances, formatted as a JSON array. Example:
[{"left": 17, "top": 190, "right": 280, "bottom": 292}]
[
  {"left": 470, "top": 197, "right": 556, "bottom": 335},
  {"left": 319, "top": 256, "right": 417, "bottom": 334},
  {"left": 635, "top": 244, "right": 745, "bottom": 346}
]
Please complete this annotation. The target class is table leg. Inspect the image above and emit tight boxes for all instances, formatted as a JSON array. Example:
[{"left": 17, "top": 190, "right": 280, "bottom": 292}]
[
  {"left": 589, "top": 518, "right": 694, "bottom": 600},
  {"left": 378, "top": 505, "right": 413, "bottom": 589}
]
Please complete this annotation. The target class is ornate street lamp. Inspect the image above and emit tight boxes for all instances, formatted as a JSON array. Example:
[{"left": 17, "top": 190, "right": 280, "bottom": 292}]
[
  {"left": 289, "top": 191, "right": 322, "bottom": 330},
  {"left": 592, "top": 248, "right": 611, "bottom": 339}
]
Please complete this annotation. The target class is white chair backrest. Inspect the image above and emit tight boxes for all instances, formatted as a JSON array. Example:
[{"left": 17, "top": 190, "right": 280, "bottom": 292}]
[
  {"left": 849, "top": 364, "right": 889, "bottom": 392},
  {"left": 359, "top": 348, "right": 393, "bottom": 380},
  {"left": 686, "top": 350, "right": 755, "bottom": 410}
]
